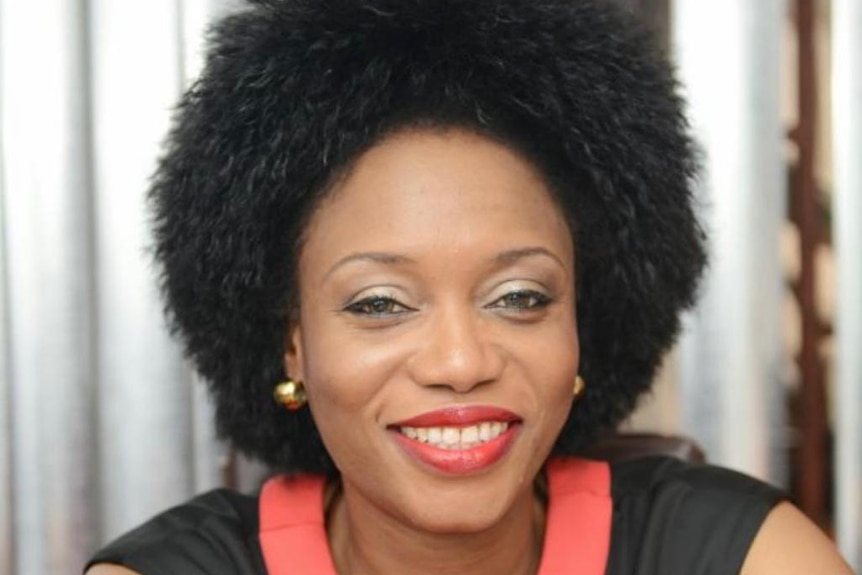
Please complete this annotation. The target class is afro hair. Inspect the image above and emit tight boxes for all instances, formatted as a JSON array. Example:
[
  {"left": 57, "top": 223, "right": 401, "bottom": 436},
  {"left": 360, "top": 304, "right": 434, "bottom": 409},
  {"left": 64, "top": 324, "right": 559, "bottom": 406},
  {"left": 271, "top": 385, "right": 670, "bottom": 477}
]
[{"left": 150, "top": 0, "right": 707, "bottom": 473}]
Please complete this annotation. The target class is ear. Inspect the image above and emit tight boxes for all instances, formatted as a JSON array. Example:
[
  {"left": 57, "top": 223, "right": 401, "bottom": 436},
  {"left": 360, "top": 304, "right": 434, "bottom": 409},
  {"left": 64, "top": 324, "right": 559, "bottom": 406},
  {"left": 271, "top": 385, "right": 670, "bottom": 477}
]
[{"left": 283, "top": 323, "right": 306, "bottom": 383}]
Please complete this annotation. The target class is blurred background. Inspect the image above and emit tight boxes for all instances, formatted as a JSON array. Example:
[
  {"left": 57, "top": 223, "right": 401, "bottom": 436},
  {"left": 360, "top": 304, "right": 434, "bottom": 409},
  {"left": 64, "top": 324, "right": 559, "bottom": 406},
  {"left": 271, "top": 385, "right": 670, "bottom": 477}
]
[{"left": 0, "top": 0, "right": 859, "bottom": 573}]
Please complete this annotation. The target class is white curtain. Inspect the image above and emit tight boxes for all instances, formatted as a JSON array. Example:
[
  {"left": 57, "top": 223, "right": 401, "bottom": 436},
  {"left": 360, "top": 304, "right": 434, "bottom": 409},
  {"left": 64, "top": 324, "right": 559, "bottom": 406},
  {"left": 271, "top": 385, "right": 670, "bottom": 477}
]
[
  {"left": 673, "top": 0, "right": 788, "bottom": 483},
  {"left": 0, "top": 1, "right": 239, "bottom": 573},
  {"left": 832, "top": 0, "right": 862, "bottom": 568}
]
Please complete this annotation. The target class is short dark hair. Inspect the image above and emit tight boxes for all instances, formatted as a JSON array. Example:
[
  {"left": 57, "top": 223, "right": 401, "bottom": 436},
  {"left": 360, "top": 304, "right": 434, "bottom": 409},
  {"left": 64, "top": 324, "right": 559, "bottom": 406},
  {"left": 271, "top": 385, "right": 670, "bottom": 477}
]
[{"left": 150, "top": 0, "right": 707, "bottom": 474}]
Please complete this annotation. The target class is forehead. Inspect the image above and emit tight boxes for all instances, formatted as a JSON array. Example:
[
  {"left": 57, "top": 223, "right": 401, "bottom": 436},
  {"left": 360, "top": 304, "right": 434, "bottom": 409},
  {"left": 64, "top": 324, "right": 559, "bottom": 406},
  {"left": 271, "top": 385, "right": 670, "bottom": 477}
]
[{"left": 300, "top": 128, "right": 573, "bottom": 273}]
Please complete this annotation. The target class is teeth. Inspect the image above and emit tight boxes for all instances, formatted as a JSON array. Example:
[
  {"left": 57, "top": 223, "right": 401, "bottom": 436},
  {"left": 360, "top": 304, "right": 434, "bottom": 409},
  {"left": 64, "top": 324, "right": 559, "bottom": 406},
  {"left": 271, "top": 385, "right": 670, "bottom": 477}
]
[
  {"left": 428, "top": 427, "right": 442, "bottom": 444},
  {"left": 399, "top": 422, "right": 510, "bottom": 450},
  {"left": 461, "top": 426, "right": 478, "bottom": 443},
  {"left": 442, "top": 427, "right": 459, "bottom": 446}
]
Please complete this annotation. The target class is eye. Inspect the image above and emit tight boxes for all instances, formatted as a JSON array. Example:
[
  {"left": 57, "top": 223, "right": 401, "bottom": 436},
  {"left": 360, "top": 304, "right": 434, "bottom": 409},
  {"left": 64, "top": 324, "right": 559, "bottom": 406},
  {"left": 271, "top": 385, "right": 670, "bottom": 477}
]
[
  {"left": 344, "top": 295, "right": 413, "bottom": 317},
  {"left": 487, "top": 289, "right": 552, "bottom": 311}
]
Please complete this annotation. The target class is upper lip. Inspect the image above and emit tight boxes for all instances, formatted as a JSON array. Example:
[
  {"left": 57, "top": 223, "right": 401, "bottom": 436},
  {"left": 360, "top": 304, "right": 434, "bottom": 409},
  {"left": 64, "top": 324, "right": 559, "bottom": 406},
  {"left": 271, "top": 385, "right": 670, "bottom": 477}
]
[{"left": 391, "top": 406, "right": 521, "bottom": 428}]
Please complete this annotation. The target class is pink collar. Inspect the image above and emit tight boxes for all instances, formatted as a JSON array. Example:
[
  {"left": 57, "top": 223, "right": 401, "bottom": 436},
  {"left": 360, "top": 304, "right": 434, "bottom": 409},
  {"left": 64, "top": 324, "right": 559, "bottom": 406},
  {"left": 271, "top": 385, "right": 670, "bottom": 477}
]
[{"left": 259, "top": 457, "right": 612, "bottom": 575}]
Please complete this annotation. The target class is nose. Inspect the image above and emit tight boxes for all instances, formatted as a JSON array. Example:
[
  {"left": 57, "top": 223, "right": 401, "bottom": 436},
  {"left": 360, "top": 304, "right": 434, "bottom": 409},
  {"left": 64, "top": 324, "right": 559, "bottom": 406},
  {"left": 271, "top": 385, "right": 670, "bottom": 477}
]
[{"left": 407, "top": 303, "right": 504, "bottom": 393}]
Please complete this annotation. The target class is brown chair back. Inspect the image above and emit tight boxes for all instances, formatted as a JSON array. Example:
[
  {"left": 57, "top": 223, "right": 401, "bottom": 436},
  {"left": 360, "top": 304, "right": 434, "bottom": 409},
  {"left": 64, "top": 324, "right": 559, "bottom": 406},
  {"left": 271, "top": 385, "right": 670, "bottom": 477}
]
[{"left": 580, "top": 433, "right": 706, "bottom": 464}]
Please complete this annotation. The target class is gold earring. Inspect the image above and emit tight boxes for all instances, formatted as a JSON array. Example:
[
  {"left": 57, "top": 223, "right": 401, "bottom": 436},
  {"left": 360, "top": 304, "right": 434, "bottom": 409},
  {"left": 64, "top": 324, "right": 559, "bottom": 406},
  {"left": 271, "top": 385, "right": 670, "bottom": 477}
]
[
  {"left": 274, "top": 379, "right": 307, "bottom": 410},
  {"left": 573, "top": 375, "right": 586, "bottom": 399}
]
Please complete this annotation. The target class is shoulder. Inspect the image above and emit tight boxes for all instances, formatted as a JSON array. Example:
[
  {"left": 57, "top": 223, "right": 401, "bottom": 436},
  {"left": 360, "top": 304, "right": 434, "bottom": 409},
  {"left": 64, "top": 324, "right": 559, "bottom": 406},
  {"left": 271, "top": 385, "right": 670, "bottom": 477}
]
[
  {"left": 85, "top": 488, "right": 263, "bottom": 575},
  {"left": 606, "top": 456, "right": 854, "bottom": 574},
  {"left": 742, "top": 502, "right": 854, "bottom": 575},
  {"left": 605, "top": 456, "right": 787, "bottom": 575},
  {"left": 85, "top": 566, "right": 141, "bottom": 575}
]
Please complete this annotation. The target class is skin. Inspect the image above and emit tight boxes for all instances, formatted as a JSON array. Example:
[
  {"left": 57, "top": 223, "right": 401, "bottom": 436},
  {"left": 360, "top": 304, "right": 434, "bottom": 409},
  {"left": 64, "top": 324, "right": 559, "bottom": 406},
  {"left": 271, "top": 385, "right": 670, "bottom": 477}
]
[
  {"left": 87, "top": 129, "right": 855, "bottom": 575},
  {"left": 287, "top": 128, "right": 578, "bottom": 575},
  {"left": 741, "top": 502, "right": 854, "bottom": 575}
]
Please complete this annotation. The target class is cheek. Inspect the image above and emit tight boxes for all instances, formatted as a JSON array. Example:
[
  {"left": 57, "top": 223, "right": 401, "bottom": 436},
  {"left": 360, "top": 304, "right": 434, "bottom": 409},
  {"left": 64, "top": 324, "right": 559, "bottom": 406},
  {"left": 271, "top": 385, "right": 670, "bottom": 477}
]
[
  {"left": 297, "top": 320, "right": 406, "bottom": 416},
  {"left": 526, "top": 318, "right": 579, "bottom": 424}
]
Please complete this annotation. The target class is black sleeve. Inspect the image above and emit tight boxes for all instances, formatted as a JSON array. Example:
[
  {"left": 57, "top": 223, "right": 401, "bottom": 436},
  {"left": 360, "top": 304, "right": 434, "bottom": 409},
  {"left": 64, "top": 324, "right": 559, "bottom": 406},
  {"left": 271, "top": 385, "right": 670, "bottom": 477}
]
[
  {"left": 85, "top": 489, "right": 265, "bottom": 575},
  {"left": 606, "top": 457, "right": 787, "bottom": 575}
]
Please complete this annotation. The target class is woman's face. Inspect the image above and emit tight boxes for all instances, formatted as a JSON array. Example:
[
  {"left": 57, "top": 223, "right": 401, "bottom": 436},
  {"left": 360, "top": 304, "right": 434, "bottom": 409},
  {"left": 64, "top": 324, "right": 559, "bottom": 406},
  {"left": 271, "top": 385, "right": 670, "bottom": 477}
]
[{"left": 286, "top": 128, "right": 578, "bottom": 533}]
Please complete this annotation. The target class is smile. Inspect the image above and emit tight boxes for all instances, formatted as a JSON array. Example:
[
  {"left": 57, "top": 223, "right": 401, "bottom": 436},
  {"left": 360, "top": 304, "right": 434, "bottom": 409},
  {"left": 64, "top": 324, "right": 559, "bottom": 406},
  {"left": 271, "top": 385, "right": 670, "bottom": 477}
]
[
  {"left": 398, "top": 422, "right": 510, "bottom": 450},
  {"left": 390, "top": 406, "right": 521, "bottom": 474}
]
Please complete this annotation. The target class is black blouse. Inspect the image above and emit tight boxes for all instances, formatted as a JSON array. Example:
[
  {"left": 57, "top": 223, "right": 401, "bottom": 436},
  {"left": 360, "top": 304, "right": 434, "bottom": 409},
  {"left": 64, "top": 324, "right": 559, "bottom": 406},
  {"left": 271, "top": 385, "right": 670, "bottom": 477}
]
[{"left": 87, "top": 456, "right": 785, "bottom": 575}]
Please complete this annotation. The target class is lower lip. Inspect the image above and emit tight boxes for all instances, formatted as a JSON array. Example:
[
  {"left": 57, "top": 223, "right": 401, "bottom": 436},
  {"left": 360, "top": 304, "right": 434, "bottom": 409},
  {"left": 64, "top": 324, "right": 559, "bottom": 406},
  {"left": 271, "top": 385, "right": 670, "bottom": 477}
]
[{"left": 390, "top": 425, "right": 519, "bottom": 475}]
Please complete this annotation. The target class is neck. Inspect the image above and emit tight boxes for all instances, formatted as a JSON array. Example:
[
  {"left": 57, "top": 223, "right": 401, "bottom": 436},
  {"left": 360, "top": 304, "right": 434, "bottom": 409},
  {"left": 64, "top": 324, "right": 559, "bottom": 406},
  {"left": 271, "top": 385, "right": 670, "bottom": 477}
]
[{"left": 327, "top": 479, "right": 545, "bottom": 575}]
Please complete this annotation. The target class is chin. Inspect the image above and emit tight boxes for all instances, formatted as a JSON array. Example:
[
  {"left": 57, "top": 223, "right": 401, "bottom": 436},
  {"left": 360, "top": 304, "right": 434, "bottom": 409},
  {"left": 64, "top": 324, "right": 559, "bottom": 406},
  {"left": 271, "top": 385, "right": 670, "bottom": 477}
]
[
  {"left": 396, "top": 475, "right": 528, "bottom": 535},
  {"left": 408, "top": 503, "right": 511, "bottom": 535}
]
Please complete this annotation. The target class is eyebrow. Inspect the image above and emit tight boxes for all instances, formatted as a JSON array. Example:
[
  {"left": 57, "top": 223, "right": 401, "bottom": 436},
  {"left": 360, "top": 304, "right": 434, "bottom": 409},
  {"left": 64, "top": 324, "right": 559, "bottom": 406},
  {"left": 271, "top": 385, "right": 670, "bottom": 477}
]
[
  {"left": 492, "top": 246, "right": 567, "bottom": 270},
  {"left": 322, "top": 246, "right": 566, "bottom": 282},
  {"left": 323, "top": 252, "right": 416, "bottom": 281}
]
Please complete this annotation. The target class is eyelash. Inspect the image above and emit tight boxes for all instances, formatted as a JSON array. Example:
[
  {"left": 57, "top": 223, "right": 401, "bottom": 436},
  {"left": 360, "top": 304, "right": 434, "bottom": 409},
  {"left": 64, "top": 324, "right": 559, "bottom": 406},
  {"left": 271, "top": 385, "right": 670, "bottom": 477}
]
[
  {"left": 343, "top": 289, "right": 552, "bottom": 317},
  {"left": 486, "top": 289, "right": 552, "bottom": 311},
  {"left": 343, "top": 295, "right": 413, "bottom": 317}
]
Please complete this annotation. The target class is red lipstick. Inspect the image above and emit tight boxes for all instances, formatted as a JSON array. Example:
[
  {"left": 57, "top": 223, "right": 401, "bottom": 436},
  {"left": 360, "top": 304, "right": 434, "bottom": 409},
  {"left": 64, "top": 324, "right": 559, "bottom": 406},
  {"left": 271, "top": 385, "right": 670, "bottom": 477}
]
[
  {"left": 392, "top": 406, "right": 520, "bottom": 428},
  {"left": 389, "top": 406, "right": 521, "bottom": 475}
]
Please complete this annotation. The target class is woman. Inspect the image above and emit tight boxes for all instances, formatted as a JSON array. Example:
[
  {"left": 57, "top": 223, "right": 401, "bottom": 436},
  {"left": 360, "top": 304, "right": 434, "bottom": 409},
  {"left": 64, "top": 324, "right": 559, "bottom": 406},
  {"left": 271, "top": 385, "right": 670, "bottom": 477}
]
[{"left": 86, "top": 0, "right": 853, "bottom": 574}]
